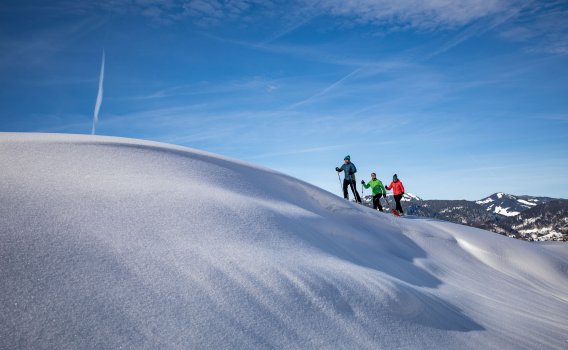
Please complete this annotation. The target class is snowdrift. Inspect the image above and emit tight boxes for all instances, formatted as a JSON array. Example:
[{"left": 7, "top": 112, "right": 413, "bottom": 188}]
[{"left": 1, "top": 133, "right": 567, "bottom": 349}]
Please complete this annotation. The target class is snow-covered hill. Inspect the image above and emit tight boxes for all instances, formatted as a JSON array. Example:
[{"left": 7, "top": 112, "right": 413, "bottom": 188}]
[{"left": 1, "top": 133, "right": 567, "bottom": 349}]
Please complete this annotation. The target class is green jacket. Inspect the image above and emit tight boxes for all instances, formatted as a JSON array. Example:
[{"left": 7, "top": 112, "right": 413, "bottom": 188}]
[{"left": 363, "top": 178, "right": 387, "bottom": 196}]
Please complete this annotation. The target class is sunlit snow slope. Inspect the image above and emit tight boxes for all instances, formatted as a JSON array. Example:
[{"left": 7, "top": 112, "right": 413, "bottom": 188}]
[{"left": 1, "top": 133, "right": 567, "bottom": 349}]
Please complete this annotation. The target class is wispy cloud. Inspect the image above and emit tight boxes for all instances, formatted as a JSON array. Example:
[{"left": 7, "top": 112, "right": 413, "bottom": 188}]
[
  {"left": 181, "top": 0, "right": 275, "bottom": 26},
  {"left": 0, "top": 17, "right": 107, "bottom": 67},
  {"left": 287, "top": 68, "right": 363, "bottom": 109},
  {"left": 541, "top": 114, "right": 568, "bottom": 122},
  {"left": 64, "top": 0, "right": 277, "bottom": 25},
  {"left": 305, "top": 0, "right": 524, "bottom": 30},
  {"left": 50, "top": 0, "right": 527, "bottom": 34},
  {"left": 92, "top": 50, "right": 105, "bottom": 135},
  {"left": 259, "top": 13, "right": 316, "bottom": 45},
  {"left": 116, "top": 76, "right": 282, "bottom": 101},
  {"left": 200, "top": 32, "right": 406, "bottom": 68},
  {"left": 499, "top": 2, "right": 568, "bottom": 55},
  {"left": 424, "top": 6, "right": 523, "bottom": 59}
]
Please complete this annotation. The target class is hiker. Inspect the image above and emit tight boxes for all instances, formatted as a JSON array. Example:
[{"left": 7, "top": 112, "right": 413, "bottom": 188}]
[
  {"left": 361, "top": 173, "right": 387, "bottom": 211},
  {"left": 386, "top": 174, "right": 405, "bottom": 214},
  {"left": 335, "top": 155, "right": 362, "bottom": 203}
]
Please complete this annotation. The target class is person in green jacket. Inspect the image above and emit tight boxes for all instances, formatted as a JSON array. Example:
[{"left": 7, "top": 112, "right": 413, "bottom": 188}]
[{"left": 361, "top": 173, "right": 387, "bottom": 212}]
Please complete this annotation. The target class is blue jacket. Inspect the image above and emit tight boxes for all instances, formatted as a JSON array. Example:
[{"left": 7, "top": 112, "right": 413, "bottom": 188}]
[{"left": 338, "top": 162, "right": 357, "bottom": 181}]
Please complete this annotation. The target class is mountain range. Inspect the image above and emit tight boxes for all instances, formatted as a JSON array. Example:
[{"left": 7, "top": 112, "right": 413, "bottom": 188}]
[{"left": 363, "top": 192, "right": 568, "bottom": 241}]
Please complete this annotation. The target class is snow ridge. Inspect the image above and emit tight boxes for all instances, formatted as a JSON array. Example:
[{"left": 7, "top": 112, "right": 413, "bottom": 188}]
[{"left": 1, "top": 133, "right": 567, "bottom": 349}]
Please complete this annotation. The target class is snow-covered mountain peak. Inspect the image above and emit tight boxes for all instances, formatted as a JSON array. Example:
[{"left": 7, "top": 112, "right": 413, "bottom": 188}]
[
  {"left": 475, "top": 192, "right": 554, "bottom": 217},
  {"left": 402, "top": 192, "right": 422, "bottom": 201}
]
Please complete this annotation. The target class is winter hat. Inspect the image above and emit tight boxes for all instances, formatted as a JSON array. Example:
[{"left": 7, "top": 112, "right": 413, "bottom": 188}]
[
  {"left": 393, "top": 174, "right": 398, "bottom": 181},
  {"left": 344, "top": 155, "right": 351, "bottom": 161}
]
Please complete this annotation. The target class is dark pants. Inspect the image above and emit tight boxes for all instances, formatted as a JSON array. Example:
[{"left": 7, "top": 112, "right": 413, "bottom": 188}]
[
  {"left": 394, "top": 194, "right": 404, "bottom": 213},
  {"left": 372, "top": 194, "right": 384, "bottom": 211},
  {"left": 343, "top": 179, "right": 361, "bottom": 203}
]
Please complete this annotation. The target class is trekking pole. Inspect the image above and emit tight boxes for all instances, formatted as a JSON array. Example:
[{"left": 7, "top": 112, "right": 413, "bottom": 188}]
[
  {"left": 337, "top": 172, "right": 343, "bottom": 197},
  {"left": 383, "top": 192, "right": 400, "bottom": 216},
  {"left": 350, "top": 176, "right": 361, "bottom": 204},
  {"left": 383, "top": 194, "right": 390, "bottom": 208}
]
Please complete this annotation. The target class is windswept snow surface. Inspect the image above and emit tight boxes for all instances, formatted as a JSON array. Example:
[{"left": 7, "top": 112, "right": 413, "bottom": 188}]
[{"left": 1, "top": 133, "right": 568, "bottom": 350}]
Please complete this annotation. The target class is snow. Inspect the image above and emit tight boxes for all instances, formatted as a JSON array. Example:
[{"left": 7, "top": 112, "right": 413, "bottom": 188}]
[
  {"left": 494, "top": 206, "right": 521, "bottom": 217},
  {"left": 386, "top": 193, "right": 420, "bottom": 202},
  {"left": 440, "top": 206, "right": 464, "bottom": 214},
  {"left": 519, "top": 228, "right": 545, "bottom": 234},
  {"left": 512, "top": 217, "right": 541, "bottom": 230},
  {"left": 536, "top": 232, "right": 564, "bottom": 241},
  {"left": 518, "top": 227, "right": 559, "bottom": 238},
  {"left": 402, "top": 193, "right": 421, "bottom": 202},
  {"left": 537, "top": 241, "right": 568, "bottom": 256},
  {"left": 1, "top": 133, "right": 568, "bottom": 350},
  {"left": 475, "top": 197, "right": 494, "bottom": 205},
  {"left": 517, "top": 199, "right": 538, "bottom": 206},
  {"left": 523, "top": 217, "right": 539, "bottom": 225}
]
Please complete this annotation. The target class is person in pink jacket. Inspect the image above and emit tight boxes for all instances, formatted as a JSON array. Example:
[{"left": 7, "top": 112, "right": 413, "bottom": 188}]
[{"left": 386, "top": 174, "right": 405, "bottom": 214}]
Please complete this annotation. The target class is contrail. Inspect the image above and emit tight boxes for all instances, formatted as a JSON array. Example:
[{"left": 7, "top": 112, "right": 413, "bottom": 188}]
[{"left": 91, "top": 50, "right": 105, "bottom": 135}]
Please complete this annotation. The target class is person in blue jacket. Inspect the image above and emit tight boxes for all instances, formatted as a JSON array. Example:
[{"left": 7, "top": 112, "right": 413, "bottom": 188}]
[{"left": 336, "top": 155, "right": 362, "bottom": 203}]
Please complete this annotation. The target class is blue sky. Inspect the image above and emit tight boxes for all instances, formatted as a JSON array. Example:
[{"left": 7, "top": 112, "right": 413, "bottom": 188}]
[{"left": 1, "top": 0, "right": 567, "bottom": 200}]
